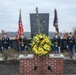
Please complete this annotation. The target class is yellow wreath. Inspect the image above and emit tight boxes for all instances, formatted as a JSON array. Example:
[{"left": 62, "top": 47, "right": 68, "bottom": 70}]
[{"left": 31, "top": 34, "right": 52, "bottom": 56}]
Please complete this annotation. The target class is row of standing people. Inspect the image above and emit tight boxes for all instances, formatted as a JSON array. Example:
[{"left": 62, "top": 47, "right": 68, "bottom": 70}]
[
  {"left": 1, "top": 32, "right": 76, "bottom": 58},
  {"left": 53, "top": 32, "right": 75, "bottom": 58},
  {"left": 1, "top": 33, "right": 28, "bottom": 52}
]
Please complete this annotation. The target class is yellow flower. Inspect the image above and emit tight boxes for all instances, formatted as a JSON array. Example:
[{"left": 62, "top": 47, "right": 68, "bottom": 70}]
[{"left": 31, "top": 34, "right": 52, "bottom": 56}]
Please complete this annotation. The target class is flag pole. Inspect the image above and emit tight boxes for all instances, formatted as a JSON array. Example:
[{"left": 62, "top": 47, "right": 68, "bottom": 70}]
[{"left": 36, "top": 7, "right": 40, "bottom": 34}]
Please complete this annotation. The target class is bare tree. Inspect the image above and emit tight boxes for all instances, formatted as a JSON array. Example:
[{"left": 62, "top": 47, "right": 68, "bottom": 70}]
[
  {"left": 72, "top": 26, "right": 76, "bottom": 33},
  {"left": 71, "top": 26, "right": 76, "bottom": 38}
]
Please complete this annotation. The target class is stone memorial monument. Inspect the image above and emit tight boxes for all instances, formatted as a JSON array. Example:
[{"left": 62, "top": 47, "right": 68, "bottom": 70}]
[{"left": 30, "top": 7, "right": 49, "bottom": 37}]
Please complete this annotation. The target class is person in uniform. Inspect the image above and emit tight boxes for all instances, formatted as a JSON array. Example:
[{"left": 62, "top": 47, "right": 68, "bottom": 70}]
[
  {"left": 1, "top": 33, "right": 10, "bottom": 50},
  {"left": 19, "top": 34, "right": 28, "bottom": 52},
  {"left": 53, "top": 33, "right": 61, "bottom": 53},
  {"left": 67, "top": 32, "right": 75, "bottom": 58}
]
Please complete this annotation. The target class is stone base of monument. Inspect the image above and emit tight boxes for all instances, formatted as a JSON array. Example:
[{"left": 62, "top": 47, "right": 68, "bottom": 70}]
[{"left": 19, "top": 54, "right": 64, "bottom": 75}]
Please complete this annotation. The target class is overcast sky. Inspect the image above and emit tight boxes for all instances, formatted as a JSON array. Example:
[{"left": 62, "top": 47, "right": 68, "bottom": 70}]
[{"left": 0, "top": 0, "right": 76, "bottom": 32}]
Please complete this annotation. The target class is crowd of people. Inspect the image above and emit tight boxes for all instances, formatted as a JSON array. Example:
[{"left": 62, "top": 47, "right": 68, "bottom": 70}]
[{"left": 0, "top": 32, "right": 76, "bottom": 58}]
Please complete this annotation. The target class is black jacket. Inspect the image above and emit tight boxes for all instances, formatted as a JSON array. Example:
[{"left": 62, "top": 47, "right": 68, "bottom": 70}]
[
  {"left": 67, "top": 36, "right": 75, "bottom": 46},
  {"left": 53, "top": 36, "right": 61, "bottom": 47},
  {"left": 2, "top": 37, "right": 10, "bottom": 47}
]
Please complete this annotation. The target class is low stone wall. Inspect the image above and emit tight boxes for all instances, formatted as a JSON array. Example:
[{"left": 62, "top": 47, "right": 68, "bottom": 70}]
[{"left": 19, "top": 54, "right": 64, "bottom": 75}]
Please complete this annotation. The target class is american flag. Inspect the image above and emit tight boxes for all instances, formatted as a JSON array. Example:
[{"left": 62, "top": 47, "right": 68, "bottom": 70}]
[
  {"left": 17, "top": 10, "right": 24, "bottom": 38},
  {"left": 53, "top": 9, "right": 59, "bottom": 34}
]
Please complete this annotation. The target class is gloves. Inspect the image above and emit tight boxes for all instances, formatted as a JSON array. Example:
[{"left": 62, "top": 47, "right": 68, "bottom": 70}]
[
  {"left": 8, "top": 47, "right": 10, "bottom": 49},
  {"left": 2, "top": 47, "right": 3, "bottom": 50},
  {"left": 58, "top": 47, "right": 60, "bottom": 50},
  {"left": 7, "top": 47, "right": 10, "bottom": 50},
  {"left": 25, "top": 46, "right": 28, "bottom": 50},
  {"left": 58, "top": 47, "right": 61, "bottom": 53},
  {"left": 25, "top": 46, "right": 27, "bottom": 48},
  {"left": 67, "top": 45, "right": 68, "bottom": 48}
]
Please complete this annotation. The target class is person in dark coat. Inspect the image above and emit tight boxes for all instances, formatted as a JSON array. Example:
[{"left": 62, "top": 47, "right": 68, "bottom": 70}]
[
  {"left": 19, "top": 34, "right": 28, "bottom": 52},
  {"left": 67, "top": 32, "right": 75, "bottom": 58},
  {"left": 1, "top": 33, "right": 10, "bottom": 50},
  {"left": 53, "top": 33, "right": 61, "bottom": 53}
]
